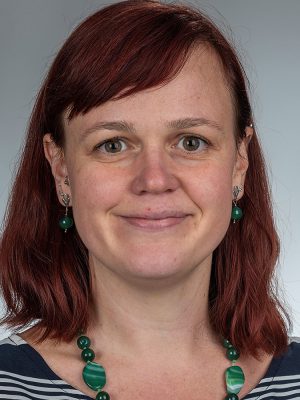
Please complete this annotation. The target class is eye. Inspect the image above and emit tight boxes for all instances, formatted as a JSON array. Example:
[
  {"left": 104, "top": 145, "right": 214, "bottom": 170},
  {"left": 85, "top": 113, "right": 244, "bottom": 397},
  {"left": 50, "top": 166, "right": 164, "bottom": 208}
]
[
  {"left": 177, "top": 135, "right": 208, "bottom": 152},
  {"left": 95, "top": 137, "right": 127, "bottom": 154}
]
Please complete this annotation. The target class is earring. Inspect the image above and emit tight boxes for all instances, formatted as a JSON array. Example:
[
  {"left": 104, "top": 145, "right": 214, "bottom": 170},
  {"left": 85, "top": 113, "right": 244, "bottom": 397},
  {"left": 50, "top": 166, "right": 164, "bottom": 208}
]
[
  {"left": 64, "top": 176, "right": 70, "bottom": 186},
  {"left": 231, "top": 186, "right": 243, "bottom": 223},
  {"left": 59, "top": 191, "right": 74, "bottom": 232}
]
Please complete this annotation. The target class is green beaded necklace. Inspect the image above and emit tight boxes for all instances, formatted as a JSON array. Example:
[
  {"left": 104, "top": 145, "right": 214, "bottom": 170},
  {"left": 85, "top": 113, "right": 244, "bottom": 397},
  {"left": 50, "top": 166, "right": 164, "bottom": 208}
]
[
  {"left": 77, "top": 335, "right": 110, "bottom": 400},
  {"left": 77, "top": 335, "right": 245, "bottom": 400},
  {"left": 223, "top": 339, "right": 245, "bottom": 400}
]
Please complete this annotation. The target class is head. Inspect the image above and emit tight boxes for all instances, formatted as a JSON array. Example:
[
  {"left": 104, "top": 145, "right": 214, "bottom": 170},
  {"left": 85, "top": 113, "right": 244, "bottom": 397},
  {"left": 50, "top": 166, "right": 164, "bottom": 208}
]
[{"left": 0, "top": 0, "right": 289, "bottom": 354}]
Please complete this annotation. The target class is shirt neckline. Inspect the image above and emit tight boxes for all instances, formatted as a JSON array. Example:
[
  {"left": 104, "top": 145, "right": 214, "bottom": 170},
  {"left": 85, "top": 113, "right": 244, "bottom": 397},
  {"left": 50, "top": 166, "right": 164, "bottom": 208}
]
[{"left": 10, "top": 333, "right": 294, "bottom": 400}]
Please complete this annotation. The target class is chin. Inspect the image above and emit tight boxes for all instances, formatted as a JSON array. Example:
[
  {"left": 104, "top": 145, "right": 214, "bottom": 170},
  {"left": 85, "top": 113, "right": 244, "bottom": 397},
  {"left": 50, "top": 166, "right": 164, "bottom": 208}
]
[{"left": 117, "top": 256, "right": 199, "bottom": 284}]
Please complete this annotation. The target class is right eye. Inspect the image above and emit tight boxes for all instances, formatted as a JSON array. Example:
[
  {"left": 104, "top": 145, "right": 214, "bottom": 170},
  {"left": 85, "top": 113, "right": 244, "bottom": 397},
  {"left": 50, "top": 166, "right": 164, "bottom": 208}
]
[{"left": 95, "top": 137, "right": 128, "bottom": 154}]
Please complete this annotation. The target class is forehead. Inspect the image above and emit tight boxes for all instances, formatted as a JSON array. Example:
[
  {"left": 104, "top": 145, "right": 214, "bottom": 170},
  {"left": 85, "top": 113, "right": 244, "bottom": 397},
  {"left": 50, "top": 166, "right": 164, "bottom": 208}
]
[{"left": 64, "top": 46, "right": 234, "bottom": 131}]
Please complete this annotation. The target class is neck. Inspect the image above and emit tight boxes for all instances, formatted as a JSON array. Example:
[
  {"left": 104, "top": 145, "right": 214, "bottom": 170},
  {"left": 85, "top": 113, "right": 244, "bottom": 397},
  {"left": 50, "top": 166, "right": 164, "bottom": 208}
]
[{"left": 88, "top": 255, "right": 219, "bottom": 360}]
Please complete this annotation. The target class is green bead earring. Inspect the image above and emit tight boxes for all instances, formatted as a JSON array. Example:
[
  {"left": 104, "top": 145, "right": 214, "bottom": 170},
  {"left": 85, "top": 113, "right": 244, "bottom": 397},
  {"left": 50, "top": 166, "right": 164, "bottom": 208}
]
[
  {"left": 59, "top": 191, "right": 74, "bottom": 233},
  {"left": 231, "top": 186, "right": 243, "bottom": 223}
]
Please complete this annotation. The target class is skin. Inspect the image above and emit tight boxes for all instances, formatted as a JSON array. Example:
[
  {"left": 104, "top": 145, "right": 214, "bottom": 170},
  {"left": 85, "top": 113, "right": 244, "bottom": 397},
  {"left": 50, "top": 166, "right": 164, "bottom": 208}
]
[
  {"left": 33, "top": 47, "right": 273, "bottom": 399},
  {"left": 47, "top": 47, "right": 248, "bottom": 286}
]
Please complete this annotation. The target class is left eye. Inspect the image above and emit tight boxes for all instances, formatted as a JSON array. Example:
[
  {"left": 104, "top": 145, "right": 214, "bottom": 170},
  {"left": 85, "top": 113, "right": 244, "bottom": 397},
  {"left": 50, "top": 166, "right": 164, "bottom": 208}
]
[
  {"left": 96, "top": 138, "right": 127, "bottom": 153},
  {"left": 177, "top": 136, "right": 208, "bottom": 152}
]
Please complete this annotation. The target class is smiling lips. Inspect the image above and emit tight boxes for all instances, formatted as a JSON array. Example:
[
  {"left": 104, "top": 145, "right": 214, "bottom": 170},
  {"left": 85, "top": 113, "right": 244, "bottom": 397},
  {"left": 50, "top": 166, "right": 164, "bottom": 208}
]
[{"left": 121, "top": 211, "right": 190, "bottom": 230}]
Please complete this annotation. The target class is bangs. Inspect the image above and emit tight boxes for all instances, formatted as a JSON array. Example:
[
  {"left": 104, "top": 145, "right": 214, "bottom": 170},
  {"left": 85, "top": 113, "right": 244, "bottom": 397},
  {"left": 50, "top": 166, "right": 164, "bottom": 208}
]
[{"left": 45, "top": 2, "right": 209, "bottom": 126}]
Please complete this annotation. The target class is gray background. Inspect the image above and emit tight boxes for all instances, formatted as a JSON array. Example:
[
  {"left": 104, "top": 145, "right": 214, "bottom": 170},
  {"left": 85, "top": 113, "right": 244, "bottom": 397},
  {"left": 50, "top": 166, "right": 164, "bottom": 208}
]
[{"left": 0, "top": 0, "right": 299, "bottom": 339}]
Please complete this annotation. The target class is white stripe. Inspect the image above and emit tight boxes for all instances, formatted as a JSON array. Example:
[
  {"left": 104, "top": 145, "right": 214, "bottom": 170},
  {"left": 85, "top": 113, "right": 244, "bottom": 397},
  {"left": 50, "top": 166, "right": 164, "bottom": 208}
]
[
  {"left": 0, "top": 337, "right": 17, "bottom": 347},
  {"left": 0, "top": 335, "right": 27, "bottom": 347},
  {"left": 258, "top": 374, "right": 300, "bottom": 384},
  {"left": 0, "top": 396, "right": 35, "bottom": 400},
  {"left": 0, "top": 370, "right": 65, "bottom": 385},
  {"left": 289, "top": 336, "right": 300, "bottom": 344},
  {"left": 249, "top": 379, "right": 300, "bottom": 395},
  {"left": 254, "top": 388, "right": 300, "bottom": 399},
  {"left": 0, "top": 334, "right": 29, "bottom": 347},
  {"left": 0, "top": 377, "right": 82, "bottom": 395},
  {"left": 9, "top": 334, "right": 27, "bottom": 346},
  {"left": 0, "top": 386, "right": 84, "bottom": 399}
]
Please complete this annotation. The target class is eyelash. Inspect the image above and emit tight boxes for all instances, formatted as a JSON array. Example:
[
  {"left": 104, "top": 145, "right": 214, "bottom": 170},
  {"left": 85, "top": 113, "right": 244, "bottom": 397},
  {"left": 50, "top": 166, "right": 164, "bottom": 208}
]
[{"left": 94, "top": 135, "right": 210, "bottom": 155}]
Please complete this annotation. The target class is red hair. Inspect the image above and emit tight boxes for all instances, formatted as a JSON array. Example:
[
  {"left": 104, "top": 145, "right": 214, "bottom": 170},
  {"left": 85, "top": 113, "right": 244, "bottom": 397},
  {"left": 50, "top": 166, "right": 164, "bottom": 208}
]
[{"left": 0, "top": 0, "right": 290, "bottom": 356}]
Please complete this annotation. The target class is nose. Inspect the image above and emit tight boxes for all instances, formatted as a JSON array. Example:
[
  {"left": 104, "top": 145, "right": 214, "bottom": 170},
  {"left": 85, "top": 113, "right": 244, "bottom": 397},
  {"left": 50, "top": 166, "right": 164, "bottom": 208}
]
[{"left": 130, "top": 149, "right": 180, "bottom": 195}]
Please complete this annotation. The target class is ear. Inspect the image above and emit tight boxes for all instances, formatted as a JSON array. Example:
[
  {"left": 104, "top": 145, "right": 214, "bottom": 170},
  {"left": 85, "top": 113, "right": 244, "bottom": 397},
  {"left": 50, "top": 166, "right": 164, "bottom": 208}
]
[
  {"left": 232, "top": 126, "right": 253, "bottom": 200},
  {"left": 43, "top": 133, "right": 72, "bottom": 206}
]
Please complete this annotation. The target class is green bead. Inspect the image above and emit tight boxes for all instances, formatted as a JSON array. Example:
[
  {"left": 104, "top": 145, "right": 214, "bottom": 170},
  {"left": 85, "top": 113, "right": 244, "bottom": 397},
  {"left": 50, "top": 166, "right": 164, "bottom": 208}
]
[
  {"left": 223, "top": 339, "right": 233, "bottom": 349},
  {"left": 81, "top": 348, "right": 95, "bottom": 362},
  {"left": 225, "top": 365, "right": 245, "bottom": 394},
  {"left": 225, "top": 394, "right": 239, "bottom": 400},
  {"left": 96, "top": 391, "right": 110, "bottom": 400},
  {"left": 83, "top": 361, "right": 106, "bottom": 391},
  {"left": 59, "top": 215, "right": 74, "bottom": 230},
  {"left": 231, "top": 206, "right": 243, "bottom": 221},
  {"left": 77, "top": 335, "right": 91, "bottom": 350},
  {"left": 226, "top": 347, "right": 240, "bottom": 361}
]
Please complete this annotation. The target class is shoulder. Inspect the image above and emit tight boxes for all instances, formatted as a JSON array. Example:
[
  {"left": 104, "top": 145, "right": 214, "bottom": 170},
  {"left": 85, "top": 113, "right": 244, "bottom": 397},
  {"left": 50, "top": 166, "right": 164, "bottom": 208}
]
[
  {"left": 265, "top": 337, "right": 300, "bottom": 379},
  {"left": 0, "top": 333, "right": 65, "bottom": 379},
  {"left": 281, "top": 336, "right": 300, "bottom": 372},
  {"left": 0, "top": 334, "right": 30, "bottom": 373},
  {"left": 245, "top": 337, "right": 300, "bottom": 399},
  {"left": 0, "top": 333, "right": 53, "bottom": 384},
  {"left": 0, "top": 334, "right": 89, "bottom": 399}
]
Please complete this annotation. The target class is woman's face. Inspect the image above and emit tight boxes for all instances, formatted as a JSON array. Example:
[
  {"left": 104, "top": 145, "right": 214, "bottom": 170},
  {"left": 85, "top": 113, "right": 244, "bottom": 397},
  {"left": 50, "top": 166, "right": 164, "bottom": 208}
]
[{"left": 45, "top": 47, "right": 250, "bottom": 283}]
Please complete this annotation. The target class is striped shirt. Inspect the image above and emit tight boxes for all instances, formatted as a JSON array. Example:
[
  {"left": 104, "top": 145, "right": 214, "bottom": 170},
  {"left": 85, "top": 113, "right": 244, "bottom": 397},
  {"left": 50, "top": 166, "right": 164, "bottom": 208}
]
[{"left": 0, "top": 334, "right": 299, "bottom": 399}]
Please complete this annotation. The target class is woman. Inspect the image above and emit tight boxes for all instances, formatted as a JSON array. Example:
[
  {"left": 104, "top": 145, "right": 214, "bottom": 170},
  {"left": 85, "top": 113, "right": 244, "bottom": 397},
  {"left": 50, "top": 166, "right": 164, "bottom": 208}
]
[{"left": 0, "top": 1, "right": 299, "bottom": 399}]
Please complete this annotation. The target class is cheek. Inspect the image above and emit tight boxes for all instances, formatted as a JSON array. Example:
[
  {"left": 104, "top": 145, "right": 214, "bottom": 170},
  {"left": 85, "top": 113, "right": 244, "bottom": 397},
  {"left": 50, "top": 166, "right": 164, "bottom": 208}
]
[
  {"left": 185, "top": 161, "right": 234, "bottom": 211},
  {"left": 69, "top": 163, "right": 127, "bottom": 216},
  {"left": 187, "top": 164, "right": 234, "bottom": 250}
]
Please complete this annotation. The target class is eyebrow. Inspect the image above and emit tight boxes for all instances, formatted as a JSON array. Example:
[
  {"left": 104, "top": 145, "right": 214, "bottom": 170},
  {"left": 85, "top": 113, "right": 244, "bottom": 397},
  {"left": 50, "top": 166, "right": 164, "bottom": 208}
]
[
  {"left": 82, "top": 121, "right": 137, "bottom": 136},
  {"left": 167, "top": 117, "right": 223, "bottom": 133},
  {"left": 81, "top": 117, "right": 223, "bottom": 137}
]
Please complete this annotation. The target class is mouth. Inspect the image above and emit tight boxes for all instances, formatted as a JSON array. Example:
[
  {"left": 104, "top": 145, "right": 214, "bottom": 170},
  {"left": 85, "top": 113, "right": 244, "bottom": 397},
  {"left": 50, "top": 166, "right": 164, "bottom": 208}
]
[{"left": 120, "top": 213, "right": 191, "bottom": 231}]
